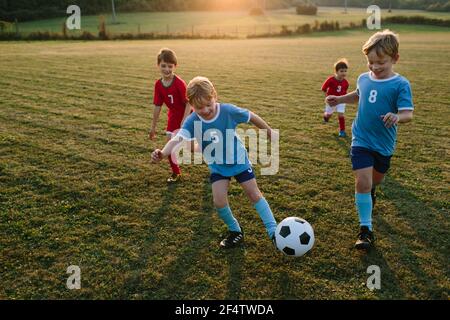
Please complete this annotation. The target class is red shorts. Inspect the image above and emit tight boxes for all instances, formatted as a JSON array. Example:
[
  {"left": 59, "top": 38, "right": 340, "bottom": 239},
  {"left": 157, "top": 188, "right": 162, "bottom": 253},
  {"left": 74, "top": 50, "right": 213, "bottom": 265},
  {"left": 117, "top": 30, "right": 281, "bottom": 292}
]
[{"left": 166, "top": 108, "right": 193, "bottom": 134}]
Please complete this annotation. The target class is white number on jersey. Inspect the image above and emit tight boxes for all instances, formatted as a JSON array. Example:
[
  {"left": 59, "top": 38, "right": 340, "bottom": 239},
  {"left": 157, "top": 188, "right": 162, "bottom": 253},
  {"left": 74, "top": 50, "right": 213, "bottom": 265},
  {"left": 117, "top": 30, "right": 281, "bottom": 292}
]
[
  {"left": 168, "top": 94, "right": 174, "bottom": 104},
  {"left": 337, "top": 85, "right": 342, "bottom": 93},
  {"left": 210, "top": 130, "right": 219, "bottom": 143},
  {"left": 368, "top": 90, "right": 378, "bottom": 103}
]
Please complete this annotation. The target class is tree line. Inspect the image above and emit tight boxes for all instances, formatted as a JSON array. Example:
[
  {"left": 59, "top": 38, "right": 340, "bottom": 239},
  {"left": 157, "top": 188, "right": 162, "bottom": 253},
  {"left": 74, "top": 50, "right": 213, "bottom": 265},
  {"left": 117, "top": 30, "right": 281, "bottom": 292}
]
[{"left": 1, "top": 0, "right": 448, "bottom": 22}]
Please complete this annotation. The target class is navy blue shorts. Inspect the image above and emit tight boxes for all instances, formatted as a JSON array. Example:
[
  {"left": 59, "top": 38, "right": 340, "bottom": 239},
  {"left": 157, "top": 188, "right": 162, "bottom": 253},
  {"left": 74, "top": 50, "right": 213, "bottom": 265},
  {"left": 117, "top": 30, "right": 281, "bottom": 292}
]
[
  {"left": 350, "top": 146, "right": 392, "bottom": 173},
  {"left": 210, "top": 167, "right": 255, "bottom": 184}
]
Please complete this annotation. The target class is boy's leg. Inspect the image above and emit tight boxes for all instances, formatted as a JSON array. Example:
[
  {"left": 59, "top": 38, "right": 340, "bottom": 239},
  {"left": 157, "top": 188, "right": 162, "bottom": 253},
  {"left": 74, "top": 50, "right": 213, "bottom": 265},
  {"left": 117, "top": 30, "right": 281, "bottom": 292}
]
[
  {"left": 323, "top": 105, "right": 334, "bottom": 122},
  {"left": 239, "top": 176, "right": 277, "bottom": 239},
  {"left": 370, "top": 153, "right": 391, "bottom": 207},
  {"left": 351, "top": 147, "right": 376, "bottom": 250},
  {"left": 211, "top": 178, "right": 241, "bottom": 232},
  {"left": 211, "top": 173, "right": 244, "bottom": 248},
  {"left": 211, "top": 176, "right": 244, "bottom": 248},
  {"left": 354, "top": 167, "right": 376, "bottom": 250},
  {"left": 166, "top": 133, "right": 181, "bottom": 181},
  {"left": 337, "top": 104, "right": 346, "bottom": 137},
  {"left": 354, "top": 167, "right": 373, "bottom": 230},
  {"left": 372, "top": 169, "right": 385, "bottom": 187},
  {"left": 371, "top": 169, "right": 385, "bottom": 207}
]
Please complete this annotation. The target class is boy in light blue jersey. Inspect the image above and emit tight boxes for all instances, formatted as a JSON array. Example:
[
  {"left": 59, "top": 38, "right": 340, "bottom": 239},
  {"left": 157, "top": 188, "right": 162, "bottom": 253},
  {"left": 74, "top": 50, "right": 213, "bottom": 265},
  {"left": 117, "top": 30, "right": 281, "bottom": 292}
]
[
  {"left": 151, "top": 76, "right": 278, "bottom": 249},
  {"left": 326, "top": 30, "right": 414, "bottom": 250}
]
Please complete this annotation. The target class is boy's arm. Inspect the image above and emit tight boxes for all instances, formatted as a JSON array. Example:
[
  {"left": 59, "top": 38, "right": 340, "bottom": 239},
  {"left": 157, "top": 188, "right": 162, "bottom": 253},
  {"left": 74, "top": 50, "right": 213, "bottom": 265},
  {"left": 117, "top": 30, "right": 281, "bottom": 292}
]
[
  {"left": 149, "top": 105, "right": 162, "bottom": 140},
  {"left": 326, "top": 90, "right": 359, "bottom": 106},
  {"left": 321, "top": 77, "right": 330, "bottom": 93},
  {"left": 381, "top": 110, "right": 413, "bottom": 128},
  {"left": 181, "top": 102, "right": 191, "bottom": 126},
  {"left": 151, "top": 135, "right": 186, "bottom": 162},
  {"left": 249, "top": 112, "right": 275, "bottom": 140}
]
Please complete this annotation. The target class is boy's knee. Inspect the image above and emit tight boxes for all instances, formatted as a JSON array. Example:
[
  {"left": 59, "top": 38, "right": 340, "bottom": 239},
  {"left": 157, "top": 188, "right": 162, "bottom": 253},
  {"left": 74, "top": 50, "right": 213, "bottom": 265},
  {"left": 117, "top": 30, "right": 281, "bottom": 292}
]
[
  {"left": 247, "top": 190, "right": 263, "bottom": 204},
  {"left": 356, "top": 179, "right": 372, "bottom": 193},
  {"left": 213, "top": 198, "right": 228, "bottom": 209}
]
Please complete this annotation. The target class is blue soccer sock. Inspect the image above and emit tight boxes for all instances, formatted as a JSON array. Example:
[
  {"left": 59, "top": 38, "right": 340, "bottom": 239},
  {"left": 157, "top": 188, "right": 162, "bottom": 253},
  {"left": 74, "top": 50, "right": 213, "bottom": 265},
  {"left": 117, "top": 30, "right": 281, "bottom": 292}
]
[
  {"left": 217, "top": 205, "right": 241, "bottom": 233},
  {"left": 254, "top": 197, "right": 278, "bottom": 239},
  {"left": 355, "top": 192, "right": 373, "bottom": 231}
]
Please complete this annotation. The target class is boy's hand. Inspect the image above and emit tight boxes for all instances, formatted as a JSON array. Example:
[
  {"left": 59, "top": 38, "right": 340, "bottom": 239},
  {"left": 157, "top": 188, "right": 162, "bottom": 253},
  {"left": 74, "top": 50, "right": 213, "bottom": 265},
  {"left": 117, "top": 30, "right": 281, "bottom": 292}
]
[
  {"left": 151, "top": 149, "right": 164, "bottom": 163},
  {"left": 149, "top": 129, "right": 156, "bottom": 140},
  {"left": 381, "top": 113, "right": 399, "bottom": 128},
  {"left": 326, "top": 95, "right": 339, "bottom": 106}
]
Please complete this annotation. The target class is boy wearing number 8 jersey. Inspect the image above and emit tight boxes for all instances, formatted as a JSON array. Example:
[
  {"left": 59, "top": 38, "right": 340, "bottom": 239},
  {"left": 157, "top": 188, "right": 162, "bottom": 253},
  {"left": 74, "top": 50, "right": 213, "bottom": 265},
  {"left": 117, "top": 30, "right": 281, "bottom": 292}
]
[{"left": 326, "top": 30, "right": 414, "bottom": 250}]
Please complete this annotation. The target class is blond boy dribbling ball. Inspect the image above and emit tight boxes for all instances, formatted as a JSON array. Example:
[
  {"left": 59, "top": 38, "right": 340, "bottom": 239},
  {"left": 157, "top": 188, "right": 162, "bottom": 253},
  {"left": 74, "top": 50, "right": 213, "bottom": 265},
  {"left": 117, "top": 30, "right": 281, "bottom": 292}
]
[{"left": 151, "top": 76, "right": 278, "bottom": 249}]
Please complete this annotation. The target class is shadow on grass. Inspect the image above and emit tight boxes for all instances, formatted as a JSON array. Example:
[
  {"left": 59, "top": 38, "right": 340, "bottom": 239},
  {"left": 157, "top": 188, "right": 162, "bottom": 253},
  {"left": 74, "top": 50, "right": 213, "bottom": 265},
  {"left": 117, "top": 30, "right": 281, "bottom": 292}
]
[
  {"left": 357, "top": 241, "right": 407, "bottom": 299},
  {"left": 120, "top": 181, "right": 182, "bottom": 298},
  {"left": 223, "top": 245, "right": 245, "bottom": 300},
  {"left": 334, "top": 139, "right": 448, "bottom": 299},
  {"left": 278, "top": 271, "right": 298, "bottom": 300},
  {"left": 371, "top": 177, "right": 449, "bottom": 299},
  {"left": 140, "top": 177, "right": 242, "bottom": 299}
]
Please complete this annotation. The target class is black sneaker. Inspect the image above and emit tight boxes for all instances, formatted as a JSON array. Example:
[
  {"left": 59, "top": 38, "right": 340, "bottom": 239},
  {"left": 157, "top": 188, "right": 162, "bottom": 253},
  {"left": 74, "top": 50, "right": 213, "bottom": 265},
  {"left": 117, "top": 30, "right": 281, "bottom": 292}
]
[
  {"left": 354, "top": 226, "right": 375, "bottom": 250},
  {"left": 371, "top": 187, "right": 377, "bottom": 208},
  {"left": 271, "top": 234, "right": 277, "bottom": 249},
  {"left": 220, "top": 230, "right": 244, "bottom": 248}
]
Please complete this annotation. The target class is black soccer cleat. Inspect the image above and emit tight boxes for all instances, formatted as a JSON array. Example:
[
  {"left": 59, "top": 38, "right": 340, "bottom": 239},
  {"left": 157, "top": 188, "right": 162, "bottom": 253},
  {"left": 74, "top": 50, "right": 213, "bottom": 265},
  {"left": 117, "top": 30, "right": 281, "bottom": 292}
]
[
  {"left": 271, "top": 234, "right": 277, "bottom": 249},
  {"left": 371, "top": 187, "right": 377, "bottom": 208},
  {"left": 354, "top": 226, "right": 375, "bottom": 251},
  {"left": 220, "top": 230, "right": 244, "bottom": 248}
]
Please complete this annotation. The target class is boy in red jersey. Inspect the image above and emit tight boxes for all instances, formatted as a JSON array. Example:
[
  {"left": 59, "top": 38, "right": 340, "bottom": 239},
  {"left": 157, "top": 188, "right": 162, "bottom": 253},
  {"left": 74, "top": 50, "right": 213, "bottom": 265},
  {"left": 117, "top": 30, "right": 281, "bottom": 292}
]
[
  {"left": 149, "top": 48, "right": 192, "bottom": 182},
  {"left": 321, "top": 58, "right": 350, "bottom": 137}
]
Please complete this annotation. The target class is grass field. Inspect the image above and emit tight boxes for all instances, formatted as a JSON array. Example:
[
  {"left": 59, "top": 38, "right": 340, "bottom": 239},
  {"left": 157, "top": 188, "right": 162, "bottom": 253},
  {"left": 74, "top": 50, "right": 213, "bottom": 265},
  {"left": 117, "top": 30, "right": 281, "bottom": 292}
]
[
  {"left": 13, "top": 6, "right": 450, "bottom": 36},
  {"left": 0, "top": 27, "right": 449, "bottom": 299}
]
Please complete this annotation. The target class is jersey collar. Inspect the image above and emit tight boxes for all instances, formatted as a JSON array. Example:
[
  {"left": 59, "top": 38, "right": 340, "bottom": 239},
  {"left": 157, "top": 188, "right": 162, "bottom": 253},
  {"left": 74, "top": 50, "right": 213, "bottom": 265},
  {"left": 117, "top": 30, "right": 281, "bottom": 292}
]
[{"left": 368, "top": 72, "right": 399, "bottom": 82}]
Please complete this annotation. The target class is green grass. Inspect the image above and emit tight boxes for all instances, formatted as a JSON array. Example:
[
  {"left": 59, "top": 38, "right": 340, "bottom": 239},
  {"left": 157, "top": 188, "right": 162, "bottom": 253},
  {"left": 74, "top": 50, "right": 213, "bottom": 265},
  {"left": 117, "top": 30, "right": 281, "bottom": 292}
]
[
  {"left": 13, "top": 6, "right": 450, "bottom": 36},
  {"left": 0, "top": 27, "right": 449, "bottom": 299}
]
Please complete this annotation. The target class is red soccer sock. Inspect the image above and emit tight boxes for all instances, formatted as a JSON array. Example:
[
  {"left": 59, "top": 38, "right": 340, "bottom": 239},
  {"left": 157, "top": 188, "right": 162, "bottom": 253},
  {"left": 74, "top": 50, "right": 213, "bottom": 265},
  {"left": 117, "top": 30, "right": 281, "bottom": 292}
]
[
  {"left": 168, "top": 154, "right": 181, "bottom": 175},
  {"left": 338, "top": 115, "right": 346, "bottom": 131}
]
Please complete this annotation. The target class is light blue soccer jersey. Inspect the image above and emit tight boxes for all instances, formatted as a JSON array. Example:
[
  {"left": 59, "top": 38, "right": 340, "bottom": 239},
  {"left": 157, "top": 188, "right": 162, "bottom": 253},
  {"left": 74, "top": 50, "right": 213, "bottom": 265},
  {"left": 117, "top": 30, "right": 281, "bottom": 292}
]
[
  {"left": 352, "top": 72, "right": 414, "bottom": 156},
  {"left": 177, "top": 103, "right": 252, "bottom": 176}
]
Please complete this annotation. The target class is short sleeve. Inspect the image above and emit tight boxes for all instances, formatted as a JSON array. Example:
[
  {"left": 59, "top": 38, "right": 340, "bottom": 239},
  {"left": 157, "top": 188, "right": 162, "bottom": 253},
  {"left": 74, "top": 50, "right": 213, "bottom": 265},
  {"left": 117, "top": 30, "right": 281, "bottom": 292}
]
[
  {"left": 356, "top": 74, "right": 362, "bottom": 97},
  {"left": 229, "top": 105, "right": 250, "bottom": 125},
  {"left": 175, "top": 114, "right": 196, "bottom": 141},
  {"left": 321, "top": 77, "right": 331, "bottom": 92},
  {"left": 153, "top": 81, "right": 163, "bottom": 106},
  {"left": 397, "top": 80, "right": 414, "bottom": 111}
]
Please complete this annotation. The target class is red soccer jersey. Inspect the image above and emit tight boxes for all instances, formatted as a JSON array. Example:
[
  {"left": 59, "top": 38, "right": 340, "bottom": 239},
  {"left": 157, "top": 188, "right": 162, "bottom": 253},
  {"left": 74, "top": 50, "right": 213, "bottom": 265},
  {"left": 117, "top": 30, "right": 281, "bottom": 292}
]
[
  {"left": 321, "top": 76, "right": 349, "bottom": 96},
  {"left": 153, "top": 75, "right": 189, "bottom": 132}
]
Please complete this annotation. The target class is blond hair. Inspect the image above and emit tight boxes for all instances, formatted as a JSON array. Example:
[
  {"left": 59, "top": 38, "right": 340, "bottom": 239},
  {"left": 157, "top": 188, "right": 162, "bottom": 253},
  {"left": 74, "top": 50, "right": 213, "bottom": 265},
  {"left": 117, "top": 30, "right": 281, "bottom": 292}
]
[
  {"left": 187, "top": 76, "right": 217, "bottom": 107},
  {"left": 362, "top": 29, "right": 399, "bottom": 58},
  {"left": 334, "top": 58, "right": 349, "bottom": 72}
]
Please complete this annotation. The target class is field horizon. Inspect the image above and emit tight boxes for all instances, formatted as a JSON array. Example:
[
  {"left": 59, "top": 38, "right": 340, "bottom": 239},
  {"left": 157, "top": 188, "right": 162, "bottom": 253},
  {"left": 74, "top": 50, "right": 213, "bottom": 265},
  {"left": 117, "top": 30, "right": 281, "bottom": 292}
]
[{"left": 9, "top": 6, "right": 450, "bottom": 38}]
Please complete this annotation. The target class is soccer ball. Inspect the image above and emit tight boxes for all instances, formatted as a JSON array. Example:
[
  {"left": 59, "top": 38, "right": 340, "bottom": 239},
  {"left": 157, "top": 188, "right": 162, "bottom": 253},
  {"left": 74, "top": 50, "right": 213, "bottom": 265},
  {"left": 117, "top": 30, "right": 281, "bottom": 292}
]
[{"left": 275, "top": 217, "right": 314, "bottom": 257}]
